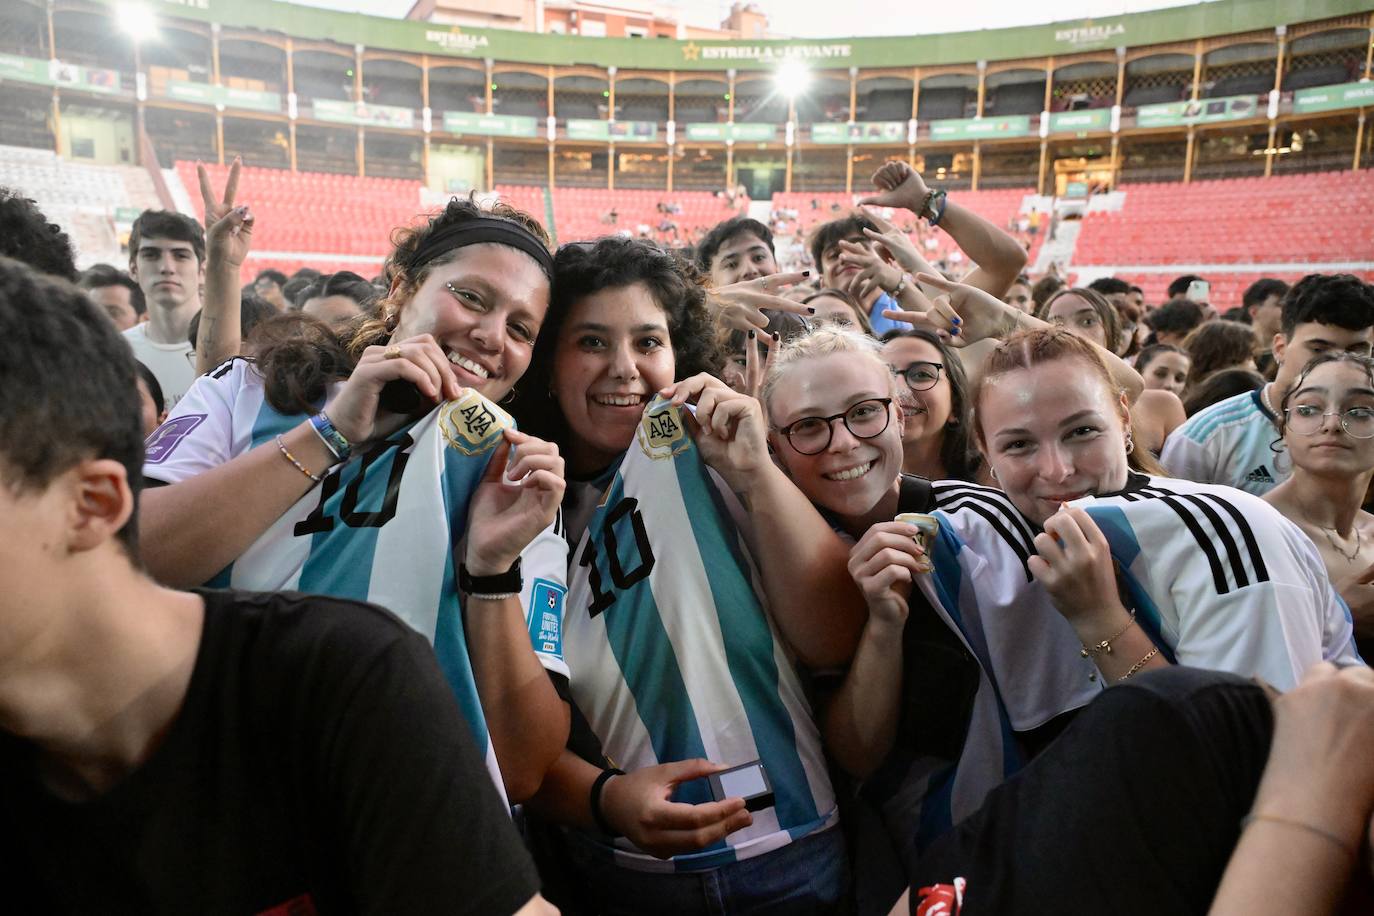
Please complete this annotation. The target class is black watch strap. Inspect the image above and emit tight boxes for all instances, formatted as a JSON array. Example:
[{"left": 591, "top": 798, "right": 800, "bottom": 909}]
[{"left": 459, "top": 558, "right": 523, "bottom": 596}]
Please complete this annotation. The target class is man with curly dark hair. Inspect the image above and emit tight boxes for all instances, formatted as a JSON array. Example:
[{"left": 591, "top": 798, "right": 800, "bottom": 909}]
[
  {"left": 0, "top": 187, "right": 78, "bottom": 281},
  {"left": 1163, "top": 274, "right": 1374, "bottom": 493}
]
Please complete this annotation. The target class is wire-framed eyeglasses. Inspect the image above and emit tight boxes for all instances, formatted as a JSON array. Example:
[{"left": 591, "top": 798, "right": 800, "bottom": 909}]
[{"left": 774, "top": 398, "right": 894, "bottom": 455}]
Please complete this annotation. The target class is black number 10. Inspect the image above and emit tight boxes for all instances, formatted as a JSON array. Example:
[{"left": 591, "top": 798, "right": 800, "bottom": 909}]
[
  {"left": 580, "top": 496, "right": 656, "bottom": 618},
  {"left": 294, "top": 433, "right": 413, "bottom": 537}
]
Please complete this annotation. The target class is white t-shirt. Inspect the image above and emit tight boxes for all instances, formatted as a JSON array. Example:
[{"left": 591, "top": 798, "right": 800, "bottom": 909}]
[
  {"left": 1159, "top": 390, "right": 1290, "bottom": 494},
  {"left": 124, "top": 322, "right": 196, "bottom": 408}
]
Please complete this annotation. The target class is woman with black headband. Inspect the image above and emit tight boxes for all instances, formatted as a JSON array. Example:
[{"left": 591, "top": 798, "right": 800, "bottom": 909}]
[{"left": 139, "top": 195, "right": 573, "bottom": 809}]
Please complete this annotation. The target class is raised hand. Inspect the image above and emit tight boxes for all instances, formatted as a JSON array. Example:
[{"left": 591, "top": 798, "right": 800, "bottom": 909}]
[
  {"left": 1250, "top": 662, "right": 1374, "bottom": 856},
  {"left": 465, "top": 429, "right": 566, "bottom": 576},
  {"left": 197, "top": 157, "right": 253, "bottom": 269},
  {"left": 741, "top": 329, "right": 777, "bottom": 403},
  {"left": 847, "top": 520, "right": 932, "bottom": 626},
  {"left": 710, "top": 271, "right": 815, "bottom": 331},
  {"left": 857, "top": 159, "right": 930, "bottom": 213},
  {"left": 660, "top": 373, "right": 771, "bottom": 492},
  {"left": 859, "top": 206, "right": 927, "bottom": 276},
  {"left": 1335, "top": 561, "right": 1374, "bottom": 642},
  {"left": 881, "top": 286, "right": 968, "bottom": 347},
  {"left": 901, "top": 271, "right": 1018, "bottom": 344},
  {"left": 598, "top": 759, "right": 755, "bottom": 859},
  {"left": 324, "top": 334, "right": 463, "bottom": 446},
  {"left": 836, "top": 239, "right": 903, "bottom": 304},
  {"left": 1028, "top": 505, "right": 1122, "bottom": 627}
]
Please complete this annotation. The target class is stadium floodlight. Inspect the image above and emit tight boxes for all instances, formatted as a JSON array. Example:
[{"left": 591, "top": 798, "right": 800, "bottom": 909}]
[
  {"left": 118, "top": 2, "right": 159, "bottom": 42},
  {"left": 776, "top": 58, "right": 811, "bottom": 99}
]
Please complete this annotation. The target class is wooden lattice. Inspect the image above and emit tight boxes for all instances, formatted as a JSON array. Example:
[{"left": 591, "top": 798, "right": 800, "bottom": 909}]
[
  {"left": 1053, "top": 76, "right": 1116, "bottom": 100},
  {"left": 1205, "top": 59, "right": 1276, "bottom": 81},
  {"left": 1127, "top": 69, "right": 1194, "bottom": 92}
]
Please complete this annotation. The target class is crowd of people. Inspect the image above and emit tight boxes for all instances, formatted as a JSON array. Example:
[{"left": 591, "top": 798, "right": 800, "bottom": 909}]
[{"left": 1, "top": 154, "right": 1372, "bottom": 916}]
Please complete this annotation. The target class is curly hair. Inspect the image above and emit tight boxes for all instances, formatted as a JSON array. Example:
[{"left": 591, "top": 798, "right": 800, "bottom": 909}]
[
  {"left": 512, "top": 236, "right": 723, "bottom": 446},
  {"left": 1280, "top": 273, "right": 1374, "bottom": 339},
  {"left": 0, "top": 256, "right": 144, "bottom": 556},
  {"left": 0, "top": 188, "right": 78, "bottom": 281},
  {"left": 254, "top": 194, "right": 551, "bottom": 411}
]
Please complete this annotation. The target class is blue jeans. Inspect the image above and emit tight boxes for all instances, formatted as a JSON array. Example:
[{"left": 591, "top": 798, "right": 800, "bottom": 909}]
[{"left": 565, "top": 826, "right": 848, "bottom": 916}]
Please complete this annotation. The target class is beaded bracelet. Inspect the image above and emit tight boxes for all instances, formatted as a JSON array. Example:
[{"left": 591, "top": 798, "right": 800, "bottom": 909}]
[{"left": 276, "top": 435, "right": 322, "bottom": 483}]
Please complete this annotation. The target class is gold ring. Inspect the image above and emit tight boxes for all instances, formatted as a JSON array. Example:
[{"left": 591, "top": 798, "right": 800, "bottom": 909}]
[{"left": 384, "top": 345, "right": 403, "bottom": 360}]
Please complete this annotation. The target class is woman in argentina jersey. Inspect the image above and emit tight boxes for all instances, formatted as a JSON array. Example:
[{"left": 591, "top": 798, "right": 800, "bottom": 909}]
[
  {"left": 513, "top": 237, "right": 866, "bottom": 914},
  {"left": 139, "top": 196, "right": 572, "bottom": 804}
]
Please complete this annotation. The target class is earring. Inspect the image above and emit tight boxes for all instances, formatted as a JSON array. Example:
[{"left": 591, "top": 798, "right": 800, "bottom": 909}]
[
  {"left": 989, "top": 466, "right": 999, "bottom": 481},
  {"left": 383, "top": 310, "right": 399, "bottom": 333},
  {"left": 1124, "top": 429, "right": 1135, "bottom": 455}
]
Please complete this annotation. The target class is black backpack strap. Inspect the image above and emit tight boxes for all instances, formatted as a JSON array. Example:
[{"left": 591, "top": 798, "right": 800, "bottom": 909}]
[{"left": 897, "top": 474, "right": 935, "bottom": 515}]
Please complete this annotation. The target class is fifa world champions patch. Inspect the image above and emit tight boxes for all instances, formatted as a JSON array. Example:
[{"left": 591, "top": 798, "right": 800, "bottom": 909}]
[
  {"left": 144, "top": 413, "right": 206, "bottom": 464},
  {"left": 637, "top": 396, "right": 690, "bottom": 460},
  {"left": 528, "top": 578, "right": 566, "bottom": 660},
  {"left": 438, "top": 388, "right": 513, "bottom": 456}
]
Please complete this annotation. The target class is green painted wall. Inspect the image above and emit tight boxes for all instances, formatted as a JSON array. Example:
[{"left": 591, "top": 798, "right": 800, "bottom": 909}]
[{"left": 117, "top": 0, "right": 1373, "bottom": 72}]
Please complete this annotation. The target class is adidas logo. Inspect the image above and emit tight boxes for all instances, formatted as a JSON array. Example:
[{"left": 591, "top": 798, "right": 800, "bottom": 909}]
[{"left": 1245, "top": 465, "right": 1275, "bottom": 483}]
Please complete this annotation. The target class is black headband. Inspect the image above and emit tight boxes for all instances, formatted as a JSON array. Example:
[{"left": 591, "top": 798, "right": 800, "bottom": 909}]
[{"left": 406, "top": 217, "right": 554, "bottom": 278}]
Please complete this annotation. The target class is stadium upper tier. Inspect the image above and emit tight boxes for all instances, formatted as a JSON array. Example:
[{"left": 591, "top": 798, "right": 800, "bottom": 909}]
[{"left": 1, "top": 0, "right": 1370, "bottom": 199}]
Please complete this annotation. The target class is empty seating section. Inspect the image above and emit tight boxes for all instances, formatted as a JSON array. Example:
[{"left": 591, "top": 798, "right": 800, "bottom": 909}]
[
  {"left": 1074, "top": 171, "right": 1374, "bottom": 267},
  {"left": 493, "top": 184, "right": 547, "bottom": 221},
  {"left": 546, "top": 187, "right": 745, "bottom": 242},
  {"left": 174, "top": 161, "right": 426, "bottom": 262},
  {"left": 0, "top": 145, "right": 161, "bottom": 265}
]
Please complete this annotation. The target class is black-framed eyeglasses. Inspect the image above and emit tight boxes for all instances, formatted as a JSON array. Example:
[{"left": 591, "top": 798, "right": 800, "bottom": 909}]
[
  {"left": 898, "top": 361, "right": 944, "bottom": 392},
  {"left": 775, "top": 398, "right": 894, "bottom": 455},
  {"left": 1285, "top": 404, "right": 1374, "bottom": 439}
]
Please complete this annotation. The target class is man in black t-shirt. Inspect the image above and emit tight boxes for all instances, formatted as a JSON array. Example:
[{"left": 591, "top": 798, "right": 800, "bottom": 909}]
[{"left": 0, "top": 256, "right": 553, "bottom": 915}]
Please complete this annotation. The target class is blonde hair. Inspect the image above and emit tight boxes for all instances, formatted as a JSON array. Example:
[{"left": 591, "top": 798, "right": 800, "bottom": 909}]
[{"left": 761, "top": 323, "right": 900, "bottom": 418}]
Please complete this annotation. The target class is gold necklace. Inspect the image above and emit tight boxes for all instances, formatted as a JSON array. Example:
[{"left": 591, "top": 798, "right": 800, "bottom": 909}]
[{"left": 1320, "top": 524, "right": 1362, "bottom": 563}]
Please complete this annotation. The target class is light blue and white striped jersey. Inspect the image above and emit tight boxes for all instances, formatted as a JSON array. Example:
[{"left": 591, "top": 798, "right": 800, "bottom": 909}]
[
  {"left": 144, "top": 358, "right": 571, "bottom": 801},
  {"left": 1160, "top": 389, "right": 1290, "bottom": 494},
  {"left": 883, "top": 474, "right": 1362, "bottom": 866},
  {"left": 1074, "top": 473, "right": 1361, "bottom": 687},
  {"left": 563, "top": 397, "right": 836, "bottom": 873}
]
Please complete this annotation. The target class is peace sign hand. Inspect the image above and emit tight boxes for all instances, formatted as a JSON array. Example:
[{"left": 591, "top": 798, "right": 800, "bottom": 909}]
[
  {"left": 881, "top": 285, "right": 970, "bottom": 348},
  {"left": 198, "top": 156, "right": 253, "bottom": 269},
  {"left": 710, "top": 271, "right": 815, "bottom": 331}
]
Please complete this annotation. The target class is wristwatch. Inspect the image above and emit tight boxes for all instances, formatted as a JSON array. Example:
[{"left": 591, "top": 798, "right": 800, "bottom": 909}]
[{"left": 459, "top": 558, "right": 523, "bottom": 599}]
